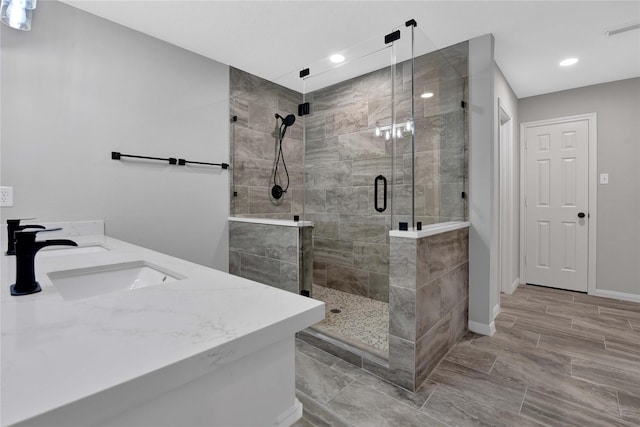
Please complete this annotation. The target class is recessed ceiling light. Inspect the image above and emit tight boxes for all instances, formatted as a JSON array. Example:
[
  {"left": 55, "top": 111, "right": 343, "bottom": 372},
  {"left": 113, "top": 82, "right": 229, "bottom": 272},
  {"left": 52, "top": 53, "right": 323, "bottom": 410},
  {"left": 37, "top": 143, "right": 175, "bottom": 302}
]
[
  {"left": 421, "top": 92, "right": 434, "bottom": 99},
  {"left": 329, "top": 54, "right": 345, "bottom": 64},
  {"left": 559, "top": 58, "right": 578, "bottom": 67}
]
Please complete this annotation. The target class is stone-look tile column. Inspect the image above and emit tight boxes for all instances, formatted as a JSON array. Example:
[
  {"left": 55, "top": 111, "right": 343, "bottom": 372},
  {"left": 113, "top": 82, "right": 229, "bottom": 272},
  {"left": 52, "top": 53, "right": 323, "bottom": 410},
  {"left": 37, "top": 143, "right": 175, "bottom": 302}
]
[
  {"left": 229, "top": 218, "right": 313, "bottom": 296},
  {"left": 388, "top": 224, "right": 469, "bottom": 391}
]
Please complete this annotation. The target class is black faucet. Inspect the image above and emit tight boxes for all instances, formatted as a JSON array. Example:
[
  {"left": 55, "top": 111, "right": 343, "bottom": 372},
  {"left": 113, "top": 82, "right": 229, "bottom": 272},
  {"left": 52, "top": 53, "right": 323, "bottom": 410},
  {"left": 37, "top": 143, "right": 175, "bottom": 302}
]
[
  {"left": 10, "top": 228, "right": 77, "bottom": 296},
  {"left": 6, "top": 218, "right": 45, "bottom": 255}
]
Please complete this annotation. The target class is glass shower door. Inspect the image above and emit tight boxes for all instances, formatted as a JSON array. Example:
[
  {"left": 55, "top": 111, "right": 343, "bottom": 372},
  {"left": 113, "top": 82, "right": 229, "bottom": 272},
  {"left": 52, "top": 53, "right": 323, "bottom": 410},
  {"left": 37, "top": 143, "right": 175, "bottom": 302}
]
[{"left": 300, "top": 30, "right": 398, "bottom": 353}]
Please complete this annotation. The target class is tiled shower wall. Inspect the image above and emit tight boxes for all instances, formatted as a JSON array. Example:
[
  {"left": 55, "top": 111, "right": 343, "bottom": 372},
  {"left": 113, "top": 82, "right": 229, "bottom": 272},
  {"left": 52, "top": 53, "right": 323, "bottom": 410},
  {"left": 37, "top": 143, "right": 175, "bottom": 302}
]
[
  {"left": 229, "top": 220, "right": 312, "bottom": 296},
  {"left": 297, "top": 226, "right": 469, "bottom": 392},
  {"left": 387, "top": 227, "right": 469, "bottom": 390},
  {"left": 395, "top": 41, "right": 469, "bottom": 225},
  {"left": 229, "top": 67, "right": 304, "bottom": 219},
  {"left": 305, "top": 66, "right": 394, "bottom": 303},
  {"left": 230, "top": 42, "right": 468, "bottom": 304},
  {"left": 307, "top": 42, "right": 468, "bottom": 303}
]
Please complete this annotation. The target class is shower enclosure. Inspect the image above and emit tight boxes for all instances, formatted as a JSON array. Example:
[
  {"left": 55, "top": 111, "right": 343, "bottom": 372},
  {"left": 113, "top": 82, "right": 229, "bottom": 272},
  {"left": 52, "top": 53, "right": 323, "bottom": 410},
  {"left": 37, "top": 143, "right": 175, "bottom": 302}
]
[{"left": 229, "top": 21, "right": 468, "bottom": 389}]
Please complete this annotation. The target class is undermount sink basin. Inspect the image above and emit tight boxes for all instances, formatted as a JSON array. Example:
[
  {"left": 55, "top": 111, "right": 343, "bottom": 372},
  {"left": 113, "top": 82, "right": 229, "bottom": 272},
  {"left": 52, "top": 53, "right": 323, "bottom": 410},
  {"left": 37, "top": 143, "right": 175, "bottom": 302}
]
[
  {"left": 47, "top": 261, "right": 185, "bottom": 301},
  {"left": 37, "top": 244, "right": 110, "bottom": 258}
]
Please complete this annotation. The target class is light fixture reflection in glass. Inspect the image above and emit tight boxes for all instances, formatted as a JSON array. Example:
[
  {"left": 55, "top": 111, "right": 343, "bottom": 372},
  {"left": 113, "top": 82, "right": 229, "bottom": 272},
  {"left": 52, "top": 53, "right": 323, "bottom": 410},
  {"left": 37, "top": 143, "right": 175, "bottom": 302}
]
[
  {"left": 405, "top": 119, "right": 412, "bottom": 132},
  {"left": 1, "top": 0, "right": 34, "bottom": 31},
  {"left": 421, "top": 92, "right": 434, "bottom": 99},
  {"left": 375, "top": 126, "right": 381, "bottom": 137},
  {"left": 559, "top": 57, "right": 578, "bottom": 67},
  {"left": 329, "top": 54, "right": 345, "bottom": 64},
  {"left": 385, "top": 130, "right": 390, "bottom": 141},
  {"left": 396, "top": 128, "right": 402, "bottom": 138}
]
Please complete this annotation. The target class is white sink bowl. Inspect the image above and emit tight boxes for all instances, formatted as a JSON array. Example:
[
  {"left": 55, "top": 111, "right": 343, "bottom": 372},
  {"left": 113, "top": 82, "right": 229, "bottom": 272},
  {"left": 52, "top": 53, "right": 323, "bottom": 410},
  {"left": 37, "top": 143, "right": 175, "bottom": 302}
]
[
  {"left": 48, "top": 261, "right": 185, "bottom": 301},
  {"left": 37, "top": 244, "right": 110, "bottom": 258}
]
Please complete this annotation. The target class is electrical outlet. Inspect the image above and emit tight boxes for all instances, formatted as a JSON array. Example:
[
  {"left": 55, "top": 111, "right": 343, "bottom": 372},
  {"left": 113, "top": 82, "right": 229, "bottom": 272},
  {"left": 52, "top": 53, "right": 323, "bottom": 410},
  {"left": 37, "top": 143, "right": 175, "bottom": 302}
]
[
  {"left": 0, "top": 186, "right": 14, "bottom": 207},
  {"left": 600, "top": 173, "right": 609, "bottom": 185}
]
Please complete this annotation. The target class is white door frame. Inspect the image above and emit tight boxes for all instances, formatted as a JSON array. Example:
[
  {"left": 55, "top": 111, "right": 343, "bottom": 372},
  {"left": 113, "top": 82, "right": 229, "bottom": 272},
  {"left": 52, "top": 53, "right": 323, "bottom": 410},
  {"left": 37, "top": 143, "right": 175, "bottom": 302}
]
[
  {"left": 520, "top": 113, "right": 597, "bottom": 294},
  {"left": 498, "top": 100, "right": 517, "bottom": 294}
]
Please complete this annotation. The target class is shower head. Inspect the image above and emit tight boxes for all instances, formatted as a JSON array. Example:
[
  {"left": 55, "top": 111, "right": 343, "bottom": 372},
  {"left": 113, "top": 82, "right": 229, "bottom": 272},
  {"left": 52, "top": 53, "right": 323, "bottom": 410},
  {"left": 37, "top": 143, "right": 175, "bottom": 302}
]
[{"left": 275, "top": 113, "right": 296, "bottom": 127}]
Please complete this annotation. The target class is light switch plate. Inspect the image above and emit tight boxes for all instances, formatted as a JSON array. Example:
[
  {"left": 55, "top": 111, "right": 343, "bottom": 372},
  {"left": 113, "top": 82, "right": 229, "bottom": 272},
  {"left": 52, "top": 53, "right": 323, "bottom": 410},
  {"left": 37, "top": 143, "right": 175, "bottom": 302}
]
[
  {"left": 0, "top": 186, "right": 13, "bottom": 206},
  {"left": 599, "top": 173, "right": 609, "bottom": 185}
]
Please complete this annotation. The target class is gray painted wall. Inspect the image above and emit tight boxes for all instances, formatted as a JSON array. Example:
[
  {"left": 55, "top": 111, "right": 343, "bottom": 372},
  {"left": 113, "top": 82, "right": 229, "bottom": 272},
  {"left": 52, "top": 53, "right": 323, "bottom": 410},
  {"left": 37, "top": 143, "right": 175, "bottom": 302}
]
[
  {"left": 467, "top": 34, "right": 497, "bottom": 332},
  {"left": 494, "top": 64, "right": 520, "bottom": 297},
  {"left": 0, "top": 1, "right": 230, "bottom": 271},
  {"left": 519, "top": 78, "right": 640, "bottom": 297}
]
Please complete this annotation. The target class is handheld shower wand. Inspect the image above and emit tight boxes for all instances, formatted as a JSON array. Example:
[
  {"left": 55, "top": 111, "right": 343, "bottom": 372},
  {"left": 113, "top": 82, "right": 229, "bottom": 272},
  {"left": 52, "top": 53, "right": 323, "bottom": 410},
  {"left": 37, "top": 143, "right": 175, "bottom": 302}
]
[{"left": 272, "top": 113, "right": 296, "bottom": 200}]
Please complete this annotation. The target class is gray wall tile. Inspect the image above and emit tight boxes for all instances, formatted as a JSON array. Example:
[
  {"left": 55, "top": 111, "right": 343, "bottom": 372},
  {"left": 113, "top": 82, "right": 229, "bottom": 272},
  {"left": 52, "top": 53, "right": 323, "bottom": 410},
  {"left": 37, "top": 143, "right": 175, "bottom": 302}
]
[
  {"left": 305, "top": 161, "right": 352, "bottom": 188},
  {"left": 325, "top": 102, "right": 369, "bottom": 138},
  {"left": 305, "top": 188, "right": 327, "bottom": 213},
  {"left": 449, "top": 297, "right": 468, "bottom": 346},
  {"left": 439, "top": 262, "right": 469, "bottom": 317},
  {"left": 390, "top": 238, "right": 417, "bottom": 289},
  {"left": 337, "top": 131, "right": 387, "bottom": 161},
  {"left": 390, "top": 285, "right": 417, "bottom": 341},
  {"left": 439, "top": 148, "right": 465, "bottom": 184},
  {"left": 305, "top": 213, "right": 339, "bottom": 239},
  {"left": 231, "top": 185, "right": 249, "bottom": 215},
  {"left": 369, "top": 272, "right": 389, "bottom": 303},
  {"left": 229, "top": 221, "right": 298, "bottom": 262},
  {"left": 327, "top": 265, "right": 369, "bottom": 296},
  {"left": 249, "top": 186, "right": 292, "bottom": 214},
  {"left": 417, "top": 281, "right": 443, "bottom": 338},
  {"left": 280, "top": 261, "right": 300, "bottom": 294},
  {"left": 326, "top": 187, "right": 369, "bottom": 214},
  {"left": 313, "top": 261, "right": 327, "bottom": 286},
  {"left": 353, "top": 242, "right": 389, "bottom": 274},
  {"left": 445, "top": 111, "right": 464, "bottom": 149},
  {"left": 416, "top": 315, "right": 451, "bottom": 386},
  {"left": 305, "top": 136, "right": 339, "bottom": 165},
  {"left": 304, "top": 114, "right": 326, "bottom": 141},
  {"left": 388, "top": 335, "right": 416, "bottom": 391},
  {"left": 239, "top": 253, "right": 281, "bottom": 287},
  {"left": 339, "top": 214, "right": 387, "bottom": 244},
  {"left": 230, "top": 97, "right": 249, "bottom": 127},
  {"left": 352, "top": 156, "right": 395, "bottom": 187},
  {"left": 413, "top": 115, "right": 445, "bottom": 153},
  {"left": 233, "top": 119, "right": 278, "bottom": 162},
  {"left": 229, "top": 250, "right": 241, "bottom": 276},
  {"left": 314, "top": 237, "right": 354, "bottom": 267},
  {"left": 248, "top": 101, "right": 278, "bottom": 133},
  {"left": 233, "top": 157, "right": 273, "bottom": 187},
  {"left": 427, "top": 229, "right": 464, "bottom": 281},
  {"left": 406, "top": 150, "right": 439, "bottom": 186}
]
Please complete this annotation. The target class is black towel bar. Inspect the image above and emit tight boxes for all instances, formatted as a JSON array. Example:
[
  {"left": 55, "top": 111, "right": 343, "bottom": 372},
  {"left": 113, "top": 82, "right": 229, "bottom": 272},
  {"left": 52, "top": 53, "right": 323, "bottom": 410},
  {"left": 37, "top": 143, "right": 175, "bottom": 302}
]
[{"left": 112, "top": 152, "right": 228, "bottom": 169}]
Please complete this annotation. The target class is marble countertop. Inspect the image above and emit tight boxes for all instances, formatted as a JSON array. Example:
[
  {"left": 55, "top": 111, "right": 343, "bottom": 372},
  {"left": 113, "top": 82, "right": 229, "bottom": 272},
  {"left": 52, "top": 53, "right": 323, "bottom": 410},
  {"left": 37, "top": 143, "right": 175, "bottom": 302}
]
[{"left": 1, "top": 230, "right": 324, "bottom": 426}]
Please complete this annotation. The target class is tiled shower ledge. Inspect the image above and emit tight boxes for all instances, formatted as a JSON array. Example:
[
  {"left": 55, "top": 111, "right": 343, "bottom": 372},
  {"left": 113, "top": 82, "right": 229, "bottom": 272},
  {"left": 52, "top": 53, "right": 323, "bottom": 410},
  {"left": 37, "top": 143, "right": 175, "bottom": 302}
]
[
  {"left": 228, "top": 216, "right": 313, "bottom": 227},
  {"left": 389, "top": 221, "right": 470, "bottom": 238}
]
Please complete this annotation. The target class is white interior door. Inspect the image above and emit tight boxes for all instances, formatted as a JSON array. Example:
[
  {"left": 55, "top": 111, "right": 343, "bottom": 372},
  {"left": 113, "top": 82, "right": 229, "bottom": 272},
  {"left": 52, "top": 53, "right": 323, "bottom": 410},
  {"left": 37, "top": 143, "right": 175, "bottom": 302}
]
[{"left": 524, "top": 119, "right": 589, "bottom": 292}]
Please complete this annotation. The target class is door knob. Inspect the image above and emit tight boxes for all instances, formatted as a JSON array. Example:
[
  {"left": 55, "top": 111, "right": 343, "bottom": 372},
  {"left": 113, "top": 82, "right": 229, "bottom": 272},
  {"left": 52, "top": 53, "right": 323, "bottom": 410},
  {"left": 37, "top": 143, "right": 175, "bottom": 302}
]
[{"left": 578, "top": 212, "right": 586, "bottom": 218}]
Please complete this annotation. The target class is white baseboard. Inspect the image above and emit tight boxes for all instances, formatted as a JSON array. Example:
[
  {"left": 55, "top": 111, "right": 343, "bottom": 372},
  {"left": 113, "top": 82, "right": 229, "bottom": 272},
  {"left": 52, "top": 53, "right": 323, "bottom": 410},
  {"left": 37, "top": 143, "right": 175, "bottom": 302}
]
[
  {"left": 591, "top": 289, "right": 640, "bottom": 303},
  {"left": 492, "top": 304, "right": 500, "bottom": 320},
  {"left": 277, "top": 398, "right": 303, "bottom": 427},
  {"left": 506, "top": 278, "right": 520, "bottom": 294},
  {"left": 468, "top": 320, "right": 496, "bottom": 336}
]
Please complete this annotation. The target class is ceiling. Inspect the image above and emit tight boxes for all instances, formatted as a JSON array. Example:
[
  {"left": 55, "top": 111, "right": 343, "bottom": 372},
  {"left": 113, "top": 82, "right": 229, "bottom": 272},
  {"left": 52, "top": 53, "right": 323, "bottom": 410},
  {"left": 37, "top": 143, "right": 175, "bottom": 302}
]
[{"left": 60, "top": 1, "right": 640, "bottom": 98}]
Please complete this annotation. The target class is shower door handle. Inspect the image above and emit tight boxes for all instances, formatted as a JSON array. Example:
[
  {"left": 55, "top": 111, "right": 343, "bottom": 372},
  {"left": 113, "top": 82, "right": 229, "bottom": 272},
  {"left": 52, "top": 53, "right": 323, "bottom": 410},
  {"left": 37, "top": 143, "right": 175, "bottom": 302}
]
[{"left": 374, "top": 175, "right": 387, "bottom": 213}]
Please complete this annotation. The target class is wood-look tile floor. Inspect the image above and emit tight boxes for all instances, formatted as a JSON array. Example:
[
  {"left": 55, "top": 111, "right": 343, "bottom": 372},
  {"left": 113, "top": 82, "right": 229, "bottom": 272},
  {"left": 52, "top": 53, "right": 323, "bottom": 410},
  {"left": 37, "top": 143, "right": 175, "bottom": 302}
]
[{"left": 293, "top": 284, "right": 640, "bottom": 426}]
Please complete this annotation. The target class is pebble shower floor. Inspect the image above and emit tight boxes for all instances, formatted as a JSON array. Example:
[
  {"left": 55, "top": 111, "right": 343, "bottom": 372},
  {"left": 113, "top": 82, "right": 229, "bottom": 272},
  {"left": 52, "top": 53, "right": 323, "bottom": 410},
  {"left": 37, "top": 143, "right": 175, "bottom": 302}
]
[{"left": 312, "top": 285, "right": 389, "bottom": 353}]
